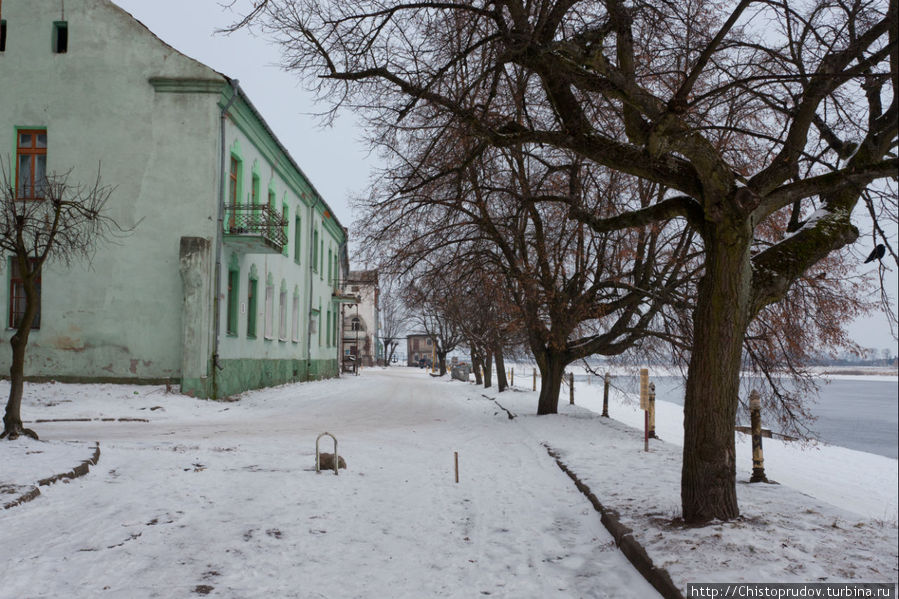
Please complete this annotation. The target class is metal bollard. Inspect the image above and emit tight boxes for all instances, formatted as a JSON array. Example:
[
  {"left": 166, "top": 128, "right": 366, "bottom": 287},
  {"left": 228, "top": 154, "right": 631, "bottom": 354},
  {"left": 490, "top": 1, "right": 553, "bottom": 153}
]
[
  {"left": 315, "top": 432, "right": 339, "bottom": 476},
  {"left": 749, "top": 390, "right": 768, "bottom": 483}
]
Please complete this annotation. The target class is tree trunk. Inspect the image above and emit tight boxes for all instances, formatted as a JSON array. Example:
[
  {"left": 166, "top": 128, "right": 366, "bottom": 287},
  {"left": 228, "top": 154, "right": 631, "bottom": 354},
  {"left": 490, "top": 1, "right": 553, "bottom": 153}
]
[
  {"left": 483, "top": 351, "right": 493, "bottom": 388},
  {"left": 471, "top": 346, "right": 483, "bottom": 385},
  {"left": 495, "top": 345, "right": 508, "bottom": 392},
  {"left": 0, "top": 270, "right": 40, "bottom": 440},
  {"left": 681, "top": 225, "right": 751, "bottom": 523},
  {"left": 437, "top": 351, "right": 448, "bottom": 376},
  {"left": 536, "top": 349, "right": 566, "bottom": 415},
  {"left": 385, "top": 342, "right": 397, "bottom": 366}
]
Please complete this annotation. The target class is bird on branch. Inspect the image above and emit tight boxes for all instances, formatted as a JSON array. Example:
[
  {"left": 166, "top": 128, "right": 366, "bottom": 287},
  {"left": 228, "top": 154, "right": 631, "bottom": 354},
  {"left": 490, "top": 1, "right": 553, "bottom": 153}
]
[{"left": 863, "top": 244, "right": 886, "bottom": 264}]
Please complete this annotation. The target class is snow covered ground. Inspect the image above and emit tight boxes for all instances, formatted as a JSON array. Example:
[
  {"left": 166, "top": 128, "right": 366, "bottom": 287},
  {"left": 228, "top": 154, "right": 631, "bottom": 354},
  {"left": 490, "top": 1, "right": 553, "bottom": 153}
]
[{"left": 1, "top": 368, "right": 896, "bottom": 598}]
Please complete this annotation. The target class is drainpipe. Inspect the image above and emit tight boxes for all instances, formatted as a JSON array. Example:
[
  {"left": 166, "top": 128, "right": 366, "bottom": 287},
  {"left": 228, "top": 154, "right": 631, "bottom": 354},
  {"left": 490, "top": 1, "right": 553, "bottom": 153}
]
[
  {"left": 211, "top": 78, "right": 241, "bottom": 398},
  {"left": 306, "top": 195, "right": 322, "bottom": 381}
]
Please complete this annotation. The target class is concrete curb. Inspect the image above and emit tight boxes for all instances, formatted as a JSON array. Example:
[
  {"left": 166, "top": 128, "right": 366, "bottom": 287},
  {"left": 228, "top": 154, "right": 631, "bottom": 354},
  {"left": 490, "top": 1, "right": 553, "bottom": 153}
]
[
  {"left": 2, "top": 443, "right": 101, "bottom": 510},
  {"left": 544, "top": 444, "right": 684, "bottom": 599}
]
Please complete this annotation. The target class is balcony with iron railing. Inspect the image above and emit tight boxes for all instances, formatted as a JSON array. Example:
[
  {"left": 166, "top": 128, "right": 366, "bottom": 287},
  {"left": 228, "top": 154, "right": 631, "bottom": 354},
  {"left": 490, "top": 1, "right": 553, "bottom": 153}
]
[{"left": 223, "top": 204, "right": 287, "bottom": 254}]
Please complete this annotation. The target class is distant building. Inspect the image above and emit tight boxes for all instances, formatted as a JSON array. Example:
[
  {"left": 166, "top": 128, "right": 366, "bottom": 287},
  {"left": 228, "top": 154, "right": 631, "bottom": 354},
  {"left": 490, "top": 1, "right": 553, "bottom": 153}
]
[
  {"left": 406, "top": 334, "right": 435, "bottom": 367},
  {"left": 342, "top": 270, "right": 380, "bottom": 367},
  {"left": 0, "top": 0, "right": 347, "bottom": 397}
]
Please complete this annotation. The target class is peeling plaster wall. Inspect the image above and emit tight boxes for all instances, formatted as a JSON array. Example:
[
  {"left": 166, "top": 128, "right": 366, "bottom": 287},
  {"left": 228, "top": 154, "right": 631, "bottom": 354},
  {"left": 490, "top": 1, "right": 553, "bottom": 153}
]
[{"left": 0, "top": 0, "right": 221, "bottom": 381}]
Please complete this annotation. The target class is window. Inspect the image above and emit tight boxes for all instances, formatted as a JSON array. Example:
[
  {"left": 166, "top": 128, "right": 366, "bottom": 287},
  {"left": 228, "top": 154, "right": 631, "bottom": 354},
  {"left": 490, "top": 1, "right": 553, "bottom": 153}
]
[
  {"left": 291, "top": 292, "right": 300, "bottom": 342},
  {"left": 1, "top": 20, "right": 7, "bottom": 52},
  {"left": 333, "top": 254, "right": 339, "bottom": 286},
  {"left": 326, "top": 307, "right": 331, "bottom": 346},
  {"left": 282, "top": 204, "right": 289, "bottom": 257},
  {"left": 278, "top": 283, "right": 288, "bottom": 341},
  {"left": 251, "top": 174, "right": 260, "bottom": 206},
  {"left": 52, "top": 21, "right": 67, "bottom": 54},
  {"left": 333, "top": 311, "right": 338, "bottom": 348},
  {"left": 226, "top": 267, "right": 239, "bottom": 336},
  {"left": 327, "top": 248, "right": 333, "bottom": 284},
  {"left": 247, "top": 273, "right": 258, "bottom": 339},
  {"left": 8, "top": 258, "right": 41, "bottom": 330},
  {"left": 319, "top": 239, "right": 324, "bottom": 279},
  {"left": 312, "top": 228, "right": 319, "bottom": 271},
  {"left": 264, "top": 279, "right": 274, "bottom": 340},
  {"left": 227, "top": 156, "right": 241, "bottom": 228},
  {"left": 294, "top": 216, "right": 302, "bottom": 265},
  {"left": 16, "top": 130, "right": 48, "bottom": 199}
]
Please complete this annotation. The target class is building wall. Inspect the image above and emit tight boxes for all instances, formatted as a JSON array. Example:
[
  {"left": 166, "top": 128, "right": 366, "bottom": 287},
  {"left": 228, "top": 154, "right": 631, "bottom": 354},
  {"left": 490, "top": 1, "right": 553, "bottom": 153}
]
[
  {"left": 406, "top": 335, "right": 434, "bottom": 366},
  {"left": 342, "top": 275, "right": 379, "bottom": 366},
  {"left": 0, "top": 0, "right": 346, "bottom": 396},
  {"left": 199, "top": 89, "right": 346, "bottom": 397},
  {"left": 0, "top": 0, "right": 221, "bottom": 382}
]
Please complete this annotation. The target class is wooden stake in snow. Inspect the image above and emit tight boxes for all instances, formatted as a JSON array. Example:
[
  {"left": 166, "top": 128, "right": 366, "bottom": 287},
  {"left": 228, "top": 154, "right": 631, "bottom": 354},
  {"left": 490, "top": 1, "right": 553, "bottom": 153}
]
[
  {"left": 454, "top": 451, "right": 459, "bottom": 483},
  {"left": 749, "top": 390, "right": 768, "bottom": 483},
  {"left": 640, "top": 369, "right": 649, "bottom": 452},
  {"left": 569, "top": 372, "right": 574, "bottom": 405},
  {"left": 533, "top": 369, "right": 536, "bottom": 391},
  {"left": 602, "top": 373, "right": 610, "bottom": 418}
]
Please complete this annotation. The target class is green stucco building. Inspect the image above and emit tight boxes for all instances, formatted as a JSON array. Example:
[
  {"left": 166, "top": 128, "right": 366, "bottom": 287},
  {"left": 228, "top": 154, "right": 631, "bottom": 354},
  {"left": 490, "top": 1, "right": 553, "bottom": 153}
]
[{"left": 0, "top": 0, "right": 349, "bottom": 397}]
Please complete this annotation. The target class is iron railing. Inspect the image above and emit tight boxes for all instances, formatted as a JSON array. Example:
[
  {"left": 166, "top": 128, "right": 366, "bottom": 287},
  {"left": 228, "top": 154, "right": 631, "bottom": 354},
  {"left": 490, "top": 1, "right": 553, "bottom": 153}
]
[{"left": 224, "top": 204, "right": 288, "bottom": 250}]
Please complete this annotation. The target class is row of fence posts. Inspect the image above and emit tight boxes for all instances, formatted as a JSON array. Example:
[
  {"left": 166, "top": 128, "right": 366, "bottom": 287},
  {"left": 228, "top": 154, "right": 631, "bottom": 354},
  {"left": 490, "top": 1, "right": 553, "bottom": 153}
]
[{"left": 519, "top": 367, "right": 768, "bottom": 480}]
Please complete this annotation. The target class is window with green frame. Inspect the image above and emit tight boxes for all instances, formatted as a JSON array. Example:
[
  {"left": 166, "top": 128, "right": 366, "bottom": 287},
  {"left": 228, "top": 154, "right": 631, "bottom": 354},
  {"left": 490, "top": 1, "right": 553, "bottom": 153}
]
[
  {"left": 282, "top": 204, "right": 289, "bottom": 256},
  {"left": 264, "top": 275, "right": 274, "bottom": 340},
  {"left": 294, "top": 215, "right": 302, "bottom": 265},
  {"left": 333, "top": 311, "right": 338, "bottom": 348},
  {"left": 312, "top": 228, "right": 319, "bottom": 272},
  {"left": 246, "top": 270, "right": 258, "bottom": 339},
  {"left": 327, "top": 248, "right": 333, "bottom": 284},
  {"left": 226, "top": 265, "right": 240, "bottom": 336},
  {"left": 227, "top": 155, "right": 242, "bottom": 230}
]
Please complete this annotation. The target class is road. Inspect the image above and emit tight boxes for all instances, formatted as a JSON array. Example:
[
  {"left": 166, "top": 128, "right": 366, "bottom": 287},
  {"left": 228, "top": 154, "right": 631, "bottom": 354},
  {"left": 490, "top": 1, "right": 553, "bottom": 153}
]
[{"left": 2, "top": 368, "right": 660, "bottom": 599}]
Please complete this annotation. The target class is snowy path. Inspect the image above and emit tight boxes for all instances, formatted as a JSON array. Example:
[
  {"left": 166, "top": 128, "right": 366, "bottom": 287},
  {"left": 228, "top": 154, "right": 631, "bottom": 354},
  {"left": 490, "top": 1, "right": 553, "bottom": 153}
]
[{"left": 1, "top": 369, "right": 659, "bottom": 598}]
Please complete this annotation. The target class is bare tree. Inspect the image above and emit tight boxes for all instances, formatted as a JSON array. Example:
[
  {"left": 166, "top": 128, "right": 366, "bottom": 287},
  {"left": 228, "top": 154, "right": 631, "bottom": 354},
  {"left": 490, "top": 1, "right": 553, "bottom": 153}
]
[
  {"left": 403, "top": 276, "right": 465, "bottom": 376},
  {"left": 1, "top": 162, "right": 120, "bottom": 440},
  {"left": 379, "top": 279, "right": 411, "bottom": 365},
  {"left": 234, "top": 0, "right": 896, "bottom": 523}
]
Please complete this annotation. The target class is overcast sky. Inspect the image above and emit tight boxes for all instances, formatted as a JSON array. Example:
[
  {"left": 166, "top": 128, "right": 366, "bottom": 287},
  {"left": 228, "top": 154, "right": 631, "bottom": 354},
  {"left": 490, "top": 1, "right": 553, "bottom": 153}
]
[{"left": 111, "top": 0, "right": 897, "bottom": 353}]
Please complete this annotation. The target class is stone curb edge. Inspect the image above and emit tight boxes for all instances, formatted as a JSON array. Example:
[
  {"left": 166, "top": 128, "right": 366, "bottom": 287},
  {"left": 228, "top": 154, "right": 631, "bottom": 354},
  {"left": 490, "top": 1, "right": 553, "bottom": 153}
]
[
  {"left": 2, "top": 443, "right": 101, "bottom": 510},
  {"left": 544, "top": 443, "right": 685, "bottom": 599}
]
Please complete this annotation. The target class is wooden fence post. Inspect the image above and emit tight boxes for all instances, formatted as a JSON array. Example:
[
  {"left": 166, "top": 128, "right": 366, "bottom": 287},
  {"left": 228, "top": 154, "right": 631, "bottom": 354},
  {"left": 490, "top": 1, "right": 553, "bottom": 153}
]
[
  {"left": 569, "top": 372, "right": 574, "bottom": 405},
  {"left": 749, "top": 390, "right": 768, "bottom": 483},
  {"left": 602, "top": 373, "right": 610, "bottom": 417}
]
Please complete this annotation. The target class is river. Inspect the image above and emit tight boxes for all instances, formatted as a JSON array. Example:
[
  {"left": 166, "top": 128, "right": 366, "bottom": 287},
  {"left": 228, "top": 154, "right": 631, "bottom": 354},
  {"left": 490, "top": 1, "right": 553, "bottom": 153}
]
[{"left": 574, "top": 373, "right": 899, "bottom": 459}]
